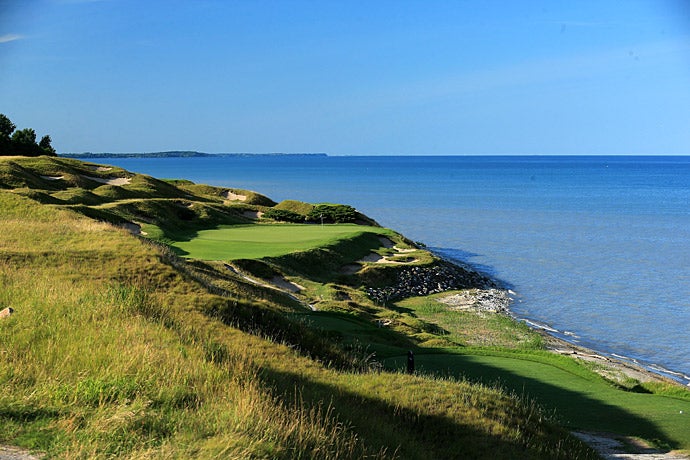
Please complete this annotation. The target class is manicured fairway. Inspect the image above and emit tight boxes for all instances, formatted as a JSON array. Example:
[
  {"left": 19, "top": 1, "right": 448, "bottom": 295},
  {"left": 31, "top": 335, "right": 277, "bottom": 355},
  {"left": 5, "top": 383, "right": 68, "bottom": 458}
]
[
  {"left": 172, "top": 224, "right": 386, "bottom": 260},
  {"left": 385, "top": 351, "right": 690, "bottom": 450}
]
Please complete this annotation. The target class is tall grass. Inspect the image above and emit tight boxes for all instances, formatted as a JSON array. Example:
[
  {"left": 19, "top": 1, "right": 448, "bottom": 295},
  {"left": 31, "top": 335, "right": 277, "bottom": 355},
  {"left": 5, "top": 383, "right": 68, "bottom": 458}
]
[
  {"left": 0, "top": 160, "right": 601, "bottom": 458},
  {"left": 0, "top": 193, "right": 380, "bottom": 458}
]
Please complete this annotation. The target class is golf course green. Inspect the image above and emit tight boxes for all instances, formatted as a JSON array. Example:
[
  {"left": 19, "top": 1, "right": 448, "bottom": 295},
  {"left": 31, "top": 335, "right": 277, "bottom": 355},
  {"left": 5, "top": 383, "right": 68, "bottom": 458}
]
[{"left": 172, "top": 223, "right": 389, "bottom": 260}]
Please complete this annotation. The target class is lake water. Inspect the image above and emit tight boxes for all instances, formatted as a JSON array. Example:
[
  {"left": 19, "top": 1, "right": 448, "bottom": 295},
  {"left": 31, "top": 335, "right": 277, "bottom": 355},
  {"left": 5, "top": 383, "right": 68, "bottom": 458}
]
[{"left": 97, "top": 155, "right": 690, "bottom": 384}]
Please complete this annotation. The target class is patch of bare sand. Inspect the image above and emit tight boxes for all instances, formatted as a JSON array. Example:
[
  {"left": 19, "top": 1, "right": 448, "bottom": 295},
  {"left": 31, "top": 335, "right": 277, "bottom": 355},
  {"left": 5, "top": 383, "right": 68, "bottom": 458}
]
[
  {"left": 224, "top": 190, "right": 247, "bottom": 201},
  {"left": 573, "top": 432, "right": 689, "bottom": 460},
  {"left": 82, "top": 175, "right": 131, "bottom": 186},
  {"left": 377, "top": 237, "right": 416, "bottom": 253},
  {"left": 86, "top": 165, "right": 112, "bottom": 172},
  {"left": 243, "top": 210, "right": 263, "bottom": 219},
  {"left": 119, "top": 222, "right": 147, "bottom": 236},
  {"left": 0, "top": 445, "right": 43, "bottom": 460},
  {"left": 39, "top": 175, "right": 64, "bottom": 181},
  {"left": 270, "top": 276, "right": 304, "bottom": 293},
  {"left": 358, "top": 251, "right": 417, "bottom": 265},
  {"left": 360, "top": 253, "right": 384, "bottom": 263}
]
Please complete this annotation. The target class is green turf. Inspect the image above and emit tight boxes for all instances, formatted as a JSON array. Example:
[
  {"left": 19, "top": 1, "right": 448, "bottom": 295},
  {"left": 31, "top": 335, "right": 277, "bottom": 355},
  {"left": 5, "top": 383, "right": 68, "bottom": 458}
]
[
  {"left": 172, "top": 223, "right": 387, "bottom": 260},
  {"left": 385, "top": 351, "right": 690, "bottom": 450}
]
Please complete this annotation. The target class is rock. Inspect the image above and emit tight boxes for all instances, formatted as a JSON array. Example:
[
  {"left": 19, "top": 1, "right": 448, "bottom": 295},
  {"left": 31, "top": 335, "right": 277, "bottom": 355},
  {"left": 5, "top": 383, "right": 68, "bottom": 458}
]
[
  {"left": 0, "top": 307, "right": 14, "bottom": 319},
  {"left": 365, "top": 260, "right": 497, "bottom": 304}
]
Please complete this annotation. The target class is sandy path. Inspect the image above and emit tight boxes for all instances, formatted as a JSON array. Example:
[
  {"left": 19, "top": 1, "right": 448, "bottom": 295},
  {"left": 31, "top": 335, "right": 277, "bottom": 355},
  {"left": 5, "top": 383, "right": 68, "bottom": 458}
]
[
  {"left": 573, "top": 432, "right": 689, "bottom": 460},
  {"left": 0, "top": 446, "right": 42, "bottom": 460}
]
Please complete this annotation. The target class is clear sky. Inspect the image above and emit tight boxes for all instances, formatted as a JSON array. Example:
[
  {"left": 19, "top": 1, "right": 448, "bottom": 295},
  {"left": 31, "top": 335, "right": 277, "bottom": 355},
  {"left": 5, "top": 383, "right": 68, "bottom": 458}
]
[{"left": 1, "top": 0, "right": 689, "bottom": 155}]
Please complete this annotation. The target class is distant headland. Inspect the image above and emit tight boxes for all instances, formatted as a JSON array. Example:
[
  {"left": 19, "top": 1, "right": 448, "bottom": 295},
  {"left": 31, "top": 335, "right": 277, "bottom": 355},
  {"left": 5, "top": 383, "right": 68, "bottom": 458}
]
[{"left": 61, "top": 151, "right": 329, "bottom": 159}]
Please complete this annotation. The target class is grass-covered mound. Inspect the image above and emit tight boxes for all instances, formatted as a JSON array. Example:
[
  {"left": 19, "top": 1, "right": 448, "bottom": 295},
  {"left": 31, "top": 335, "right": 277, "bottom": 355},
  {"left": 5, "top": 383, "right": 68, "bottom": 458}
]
[{"left": 1, "top": 155, "right": 688, "bottom": 458}]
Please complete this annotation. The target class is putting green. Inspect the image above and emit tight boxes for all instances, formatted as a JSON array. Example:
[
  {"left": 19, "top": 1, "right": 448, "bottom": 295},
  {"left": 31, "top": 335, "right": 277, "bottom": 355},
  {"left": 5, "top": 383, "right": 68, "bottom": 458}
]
[{"left": 172, "top": 223, "right": 386, "bottom": 260}]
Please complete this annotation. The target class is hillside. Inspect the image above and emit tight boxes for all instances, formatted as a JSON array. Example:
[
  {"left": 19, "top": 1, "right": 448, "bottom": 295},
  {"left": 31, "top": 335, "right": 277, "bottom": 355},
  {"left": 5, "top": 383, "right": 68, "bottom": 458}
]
[{"left": 0, "top": 156, "right": 686, "bottom": 459}]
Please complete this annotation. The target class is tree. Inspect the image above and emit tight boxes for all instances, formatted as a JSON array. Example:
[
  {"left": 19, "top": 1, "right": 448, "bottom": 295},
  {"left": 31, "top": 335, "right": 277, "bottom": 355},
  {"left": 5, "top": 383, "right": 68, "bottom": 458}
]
[
  {"left": 11, "top": 128, "right": 39, "bottom": 156},
  {"left": 39, "top": 135, "right": 56, "bottom": 155},
  {"left": 306, "top": 204, "right": 358, "bottom": 224},
  {"left": 0, "top": 114, "right": 57, "bottom": 156},
  {"left": 0, "top": 114, "right": 16, "bottom": 156},
  {"left": 0, "top": 114, "right": 15, "bottom": 139}
]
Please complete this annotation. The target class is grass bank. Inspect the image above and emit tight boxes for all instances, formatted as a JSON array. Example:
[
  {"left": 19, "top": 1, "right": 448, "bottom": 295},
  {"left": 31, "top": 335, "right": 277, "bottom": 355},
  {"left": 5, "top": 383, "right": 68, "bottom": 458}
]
[{"left": 2, "top": 155, "right": 688, "bottom": 458}]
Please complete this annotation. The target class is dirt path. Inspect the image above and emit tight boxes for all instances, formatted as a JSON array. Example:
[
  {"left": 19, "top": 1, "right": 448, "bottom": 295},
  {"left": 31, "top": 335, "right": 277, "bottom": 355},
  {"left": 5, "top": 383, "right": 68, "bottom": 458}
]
[
  {"left": 573, "top": 432, "right": 690, "bottom": 460},
  {"left": 0, "top": 446, "right": 42, "bottom": 460}
]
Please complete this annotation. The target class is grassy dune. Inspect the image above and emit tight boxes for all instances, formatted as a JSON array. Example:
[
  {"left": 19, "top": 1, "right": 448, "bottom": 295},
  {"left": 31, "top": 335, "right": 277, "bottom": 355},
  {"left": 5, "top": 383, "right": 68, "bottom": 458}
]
[{"left": 0, "top": 156, "right": 686, "bottom": 458}]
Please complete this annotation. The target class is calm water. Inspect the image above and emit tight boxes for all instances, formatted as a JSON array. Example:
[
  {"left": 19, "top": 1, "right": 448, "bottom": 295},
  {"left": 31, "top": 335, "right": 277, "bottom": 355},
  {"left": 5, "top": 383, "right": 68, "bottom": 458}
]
[{"left": 100, "top": 155, "right": 690, "bottom": 383}]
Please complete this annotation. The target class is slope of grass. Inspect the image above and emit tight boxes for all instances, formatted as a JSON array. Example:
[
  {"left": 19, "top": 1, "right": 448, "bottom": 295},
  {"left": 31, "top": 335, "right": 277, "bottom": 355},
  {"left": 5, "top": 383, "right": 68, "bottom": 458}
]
[{"left": 0, "top": 157, "right": 600, "bottom": 459}]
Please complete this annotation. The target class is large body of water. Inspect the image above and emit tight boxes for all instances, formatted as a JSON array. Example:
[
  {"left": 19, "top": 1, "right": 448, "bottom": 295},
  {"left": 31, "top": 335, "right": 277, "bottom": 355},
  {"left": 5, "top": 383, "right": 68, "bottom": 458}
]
[{"left": 100, "top": 155, "right": 690, "bottom": 383}]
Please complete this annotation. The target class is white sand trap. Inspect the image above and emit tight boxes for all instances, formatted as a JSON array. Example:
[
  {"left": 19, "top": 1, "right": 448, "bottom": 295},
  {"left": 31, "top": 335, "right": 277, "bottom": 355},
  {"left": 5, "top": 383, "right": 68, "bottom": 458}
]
[
  {"left": 83, "top": 175, "right": 131, "bottom": 186},
  {"left": 358, "top": 251, "right": 416, "bottom": 265},
  {"left": 40, "top": 175, "right": 64, "bottom": 181},
  {"left": 225, "top": 190, "right": 247, "bottom": 201},
  {"left": 87, "top": 165, "right": 112, "bottom": 172},
  {"left": 243, "top": 210, "right": 264, "bottom": 219},
  {"left": 270, "top": 276, "right": 304, "bottom": 293},
  {"left": 360, "top": 253, "right": 384, "bottom": 263},
  {"left": 120, "top": 222, "right": 147, "bottom": 236}
]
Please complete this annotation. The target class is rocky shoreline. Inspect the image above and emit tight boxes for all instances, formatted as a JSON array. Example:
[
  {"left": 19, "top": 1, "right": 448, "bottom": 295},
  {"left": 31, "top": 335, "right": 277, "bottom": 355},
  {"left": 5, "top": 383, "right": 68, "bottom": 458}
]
[{"left": 365, "top": 259, "right": 498, "bottom": 304}]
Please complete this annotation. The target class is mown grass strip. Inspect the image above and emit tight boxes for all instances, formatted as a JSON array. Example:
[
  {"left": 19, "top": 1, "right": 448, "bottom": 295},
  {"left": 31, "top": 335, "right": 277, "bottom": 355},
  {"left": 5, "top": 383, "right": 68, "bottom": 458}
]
[{"left": 172, "top": 223, "right": 389, "bottom": 260}]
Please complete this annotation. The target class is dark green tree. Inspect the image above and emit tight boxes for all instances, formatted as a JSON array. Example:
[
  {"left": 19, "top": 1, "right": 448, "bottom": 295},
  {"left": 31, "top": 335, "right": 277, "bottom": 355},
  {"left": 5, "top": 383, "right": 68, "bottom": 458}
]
[
  {"left": 306, "top": 204, "right": 358, "bottom": 224},
  {"left": 0, "top": 114, "right": 15, "bottom": 138},
  {"left": 39, "top": 135, "right": 56, "bottom": 155},
  {"left": 0, "top": 113, "right": 57, "bottom": 156},
  {"left": 11, "top": 128, "right": 40, "bottom": 156},
  {"left": 0, "top": 114, "right": 16, "bottom": 155}
]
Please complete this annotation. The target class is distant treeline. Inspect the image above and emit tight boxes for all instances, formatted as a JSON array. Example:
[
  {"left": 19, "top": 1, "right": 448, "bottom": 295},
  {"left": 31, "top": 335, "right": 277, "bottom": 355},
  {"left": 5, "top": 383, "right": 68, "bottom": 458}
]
[
  {"left": 62, "top": 152, "right": 329, "bottom": 159},
  {"left": 0, "top": 113, "right": 57, "bottom": 157}
]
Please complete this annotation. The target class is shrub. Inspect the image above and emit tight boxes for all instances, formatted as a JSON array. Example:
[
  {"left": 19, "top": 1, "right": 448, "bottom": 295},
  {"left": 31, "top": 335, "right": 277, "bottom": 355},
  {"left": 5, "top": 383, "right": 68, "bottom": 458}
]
[
  {"left": 306, "top": 204, "right": 358, "bottom": 224},
  {"left": 262, "top": 208, "right": 305, "bottom": 223}
]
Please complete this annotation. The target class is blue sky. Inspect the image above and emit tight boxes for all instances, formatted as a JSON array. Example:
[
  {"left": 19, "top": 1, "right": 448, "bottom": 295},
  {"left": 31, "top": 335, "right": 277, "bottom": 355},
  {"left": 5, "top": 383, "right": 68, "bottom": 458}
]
[{"left": 1, "top": 0, "right": 689, "bottom": 155}]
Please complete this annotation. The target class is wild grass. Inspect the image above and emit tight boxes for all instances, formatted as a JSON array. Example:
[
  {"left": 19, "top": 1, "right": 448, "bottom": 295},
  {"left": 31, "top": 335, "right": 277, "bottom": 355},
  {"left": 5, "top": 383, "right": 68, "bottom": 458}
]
[
  {"left": 0, "top": 159, "right": 602, "bottom": 458},
  {"left": 0, "top": 193, "right": 379, "bottom": 458},
  {"left": 397, "top": 292, "right": 544, "bottom": 349}
]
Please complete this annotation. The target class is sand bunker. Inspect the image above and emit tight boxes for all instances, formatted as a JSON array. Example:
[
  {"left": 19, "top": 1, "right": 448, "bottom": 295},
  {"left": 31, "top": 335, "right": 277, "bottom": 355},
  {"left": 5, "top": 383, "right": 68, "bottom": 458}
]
[
  {"left": 224, "top": 191, "right": 247, "bottom": 201},
  {"left": 270, "top": 276, "right": 304, "bottom": 293},
  {"left": 243, "top": 210, "right": 264, "bottom": 219},
  {"left": 40, "top": 175, "right": 64, "bottom": 181},
  {"left": 83, "top": 175, "right": 131, "bottom": 186},
  {"left": 119, "top": 222, "right": 147, "bottom": 236}
]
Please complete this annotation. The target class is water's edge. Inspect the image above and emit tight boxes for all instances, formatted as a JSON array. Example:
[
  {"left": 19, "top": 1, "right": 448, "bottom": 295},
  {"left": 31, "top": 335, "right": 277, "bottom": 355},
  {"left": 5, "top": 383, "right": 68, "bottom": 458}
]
[{"left": 435, "top": 249, "right": 690, "bottom": 387}]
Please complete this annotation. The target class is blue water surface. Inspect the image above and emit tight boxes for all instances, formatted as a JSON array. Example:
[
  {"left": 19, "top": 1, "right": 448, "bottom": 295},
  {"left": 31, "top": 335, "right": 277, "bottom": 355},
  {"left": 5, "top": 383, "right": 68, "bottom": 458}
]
[{"left": 101, "top": 155, "right": 690, "bottom": 382}]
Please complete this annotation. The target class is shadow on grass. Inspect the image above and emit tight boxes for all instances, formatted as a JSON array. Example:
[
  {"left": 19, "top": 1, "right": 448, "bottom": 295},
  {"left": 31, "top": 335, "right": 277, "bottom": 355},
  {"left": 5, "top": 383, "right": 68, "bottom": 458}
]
[
  {"left": 385, "top": 352, "right": 680, "bottom": 452},
  {"left": 296, "top": 310, "right": 421, "bottom": 357},
  {"left": 260, "top": 367, "right": 600, "bottom": 460}
]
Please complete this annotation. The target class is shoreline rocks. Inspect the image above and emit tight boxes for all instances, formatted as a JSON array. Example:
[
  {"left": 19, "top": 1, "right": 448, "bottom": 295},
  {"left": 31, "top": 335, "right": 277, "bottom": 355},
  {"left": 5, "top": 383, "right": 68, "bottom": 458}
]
[
  {"left": 365, "top": 260, "right": 497, "bottom": 304},
  {"left": 437, "top": 289, "right": 511, "bottom": 314}
]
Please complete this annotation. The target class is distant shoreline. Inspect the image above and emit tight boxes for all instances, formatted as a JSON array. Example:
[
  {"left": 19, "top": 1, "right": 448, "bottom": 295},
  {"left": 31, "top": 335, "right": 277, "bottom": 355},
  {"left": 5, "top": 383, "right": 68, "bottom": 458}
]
[{"left": 60, "top": 151, "right": 328, "bottom": 159}]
